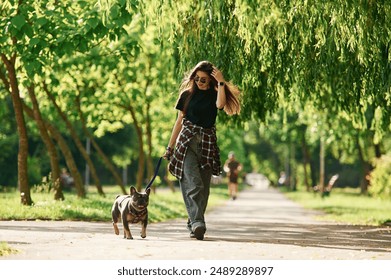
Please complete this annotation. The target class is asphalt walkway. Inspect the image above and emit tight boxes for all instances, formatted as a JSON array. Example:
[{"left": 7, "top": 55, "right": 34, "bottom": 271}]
[{"left": 1, "top": 177, "right": 391, "bottom": 260}]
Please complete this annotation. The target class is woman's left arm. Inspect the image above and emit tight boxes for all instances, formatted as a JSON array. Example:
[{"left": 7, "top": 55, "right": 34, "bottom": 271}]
[{"left": 212, "top": 67, "right": 226, "bottom": 109}]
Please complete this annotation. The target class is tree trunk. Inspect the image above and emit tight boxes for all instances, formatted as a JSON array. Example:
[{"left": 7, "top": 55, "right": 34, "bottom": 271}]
[
  {"left": 356, "top": 135, "right": 370, "bottom": 194},
  {"left": 75, "top": 95, "right": 126, "bottom": 195},
  {"left": 301, "top": 134, "right": 311, "bottom": 192},
  {"left": 374, "top": 143, "right": 382, "bottom": 158},
  {"left": 319, "top": 137, "right": 325, "bottom": 193},
  {"left": 309, "top": 154, "right": 318, "bottom": 188},
  {"left": 145, "top": 101, "right": 155, "bottom": 193},
  {"left": 128, "top": 106, "right": 145, "bottom": 191},
  {"left": 27, "top": 86, "right": 64, "bottom": 200},
  {"left": 114, "top": 74, "right": 149, "bottom": 191},
  {"left": 1, "top": 54, "right": 32, "bottom": 205},
  {"left": 290, "top": 142, "right": 296, "bottom": 191},
  {"left": 46, "top": 124, "right": 87, "bottom": 198},
  {"left": 43, "top": 83, "right": 105, "bottom": 196},
  {"left": 22, "top": 103, "right": 86, "bottom": 198}
]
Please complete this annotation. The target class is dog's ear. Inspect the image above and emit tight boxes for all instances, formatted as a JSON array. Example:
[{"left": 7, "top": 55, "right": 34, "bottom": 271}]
[
  {"left": 130, "top": 186, "right": 136, "bottom": 195},
  {"left": 145, "top": 187, "right": 151, "bottom": 196}
]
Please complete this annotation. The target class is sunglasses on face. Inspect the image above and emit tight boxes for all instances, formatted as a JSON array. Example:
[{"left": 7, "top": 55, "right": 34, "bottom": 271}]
[{"left": 194, "top": 76, "right": 209, "bottom": 84}]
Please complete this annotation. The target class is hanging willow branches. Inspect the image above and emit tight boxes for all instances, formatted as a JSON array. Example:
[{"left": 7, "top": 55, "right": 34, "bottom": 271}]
[{"left": 129, "top": 0, "right": 390, "bottom": 134}]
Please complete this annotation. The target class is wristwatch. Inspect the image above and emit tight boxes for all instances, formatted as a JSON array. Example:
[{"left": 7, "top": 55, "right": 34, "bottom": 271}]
[{"left": 219, "top": 81, "right": 225, "bottom": 86}]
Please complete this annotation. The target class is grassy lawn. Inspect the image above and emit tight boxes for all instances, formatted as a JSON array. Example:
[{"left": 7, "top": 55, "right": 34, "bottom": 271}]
[
  {"left": 0, "top": 242, "right": 19, "bottom": 256},
  {"left": 282, "top": 187, "right": 391, "bottom": 226}
]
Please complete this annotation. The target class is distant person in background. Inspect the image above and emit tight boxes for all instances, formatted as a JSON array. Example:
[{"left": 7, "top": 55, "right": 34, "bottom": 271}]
[
  {"left": 278, "top": 171, "right": 287, "bottom": 187},
  {"left": 223, "top": 152, "right": 242, "bottom": 200},
  {"left": 60, "top": 168, "right": 74, "bottom": 191}
]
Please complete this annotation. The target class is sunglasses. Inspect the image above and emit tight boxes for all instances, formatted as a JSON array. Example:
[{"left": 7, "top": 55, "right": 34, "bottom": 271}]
[{"left": 194, "top": 76, "right": 209, "bottom": 84}]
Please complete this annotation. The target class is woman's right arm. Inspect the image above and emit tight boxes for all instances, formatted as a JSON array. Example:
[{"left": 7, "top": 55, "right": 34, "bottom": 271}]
[{"left": 163, "top": 111, "right": 184, "bottom": 159}]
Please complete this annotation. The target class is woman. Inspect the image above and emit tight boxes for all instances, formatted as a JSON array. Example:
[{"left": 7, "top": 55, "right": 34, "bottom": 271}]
[{"left": 163, "top": 61, "right": 241, "bottom": 240}]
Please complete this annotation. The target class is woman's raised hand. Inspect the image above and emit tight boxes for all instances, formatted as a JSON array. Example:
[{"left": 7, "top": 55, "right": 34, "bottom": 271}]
[{"left": 211, "top": 67, "right": 225, "bottom": 83}]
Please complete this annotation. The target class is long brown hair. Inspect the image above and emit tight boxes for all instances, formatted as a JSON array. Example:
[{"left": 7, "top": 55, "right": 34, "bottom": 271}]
[{"left": 178, "top": 61, "right": 241, "bottom": 115}]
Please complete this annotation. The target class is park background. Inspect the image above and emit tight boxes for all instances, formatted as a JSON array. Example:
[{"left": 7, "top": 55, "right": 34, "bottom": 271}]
[{"left": 0, "top": 1, "right": 390, "bottom": 211}]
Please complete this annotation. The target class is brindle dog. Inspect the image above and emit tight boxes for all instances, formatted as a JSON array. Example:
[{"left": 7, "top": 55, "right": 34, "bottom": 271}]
[{"left": 111, "top": 186, "right": 151, "bottom": 239}]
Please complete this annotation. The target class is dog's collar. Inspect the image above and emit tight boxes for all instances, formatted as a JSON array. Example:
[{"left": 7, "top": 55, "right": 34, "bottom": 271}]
[
  {"left": 130, "top": 206, "right": 147, "bottom": 216},
  {"left": 130, "top": 207, "right": 147, "bottom": 223}
]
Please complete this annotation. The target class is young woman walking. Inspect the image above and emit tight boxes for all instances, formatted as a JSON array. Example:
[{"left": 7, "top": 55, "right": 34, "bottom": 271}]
[{"left": 163, "top": 61, "right": 241, "bottom": 240}]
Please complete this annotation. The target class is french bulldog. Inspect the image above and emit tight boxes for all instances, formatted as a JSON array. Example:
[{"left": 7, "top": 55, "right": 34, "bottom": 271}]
[{"left": 111, "top": 186, "right": 151, "bottom": 239}]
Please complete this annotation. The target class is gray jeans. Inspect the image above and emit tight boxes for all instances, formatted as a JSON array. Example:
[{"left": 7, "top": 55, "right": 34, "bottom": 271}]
[{"left": 180, "top": 134, "right": 212, "bottom": 231}]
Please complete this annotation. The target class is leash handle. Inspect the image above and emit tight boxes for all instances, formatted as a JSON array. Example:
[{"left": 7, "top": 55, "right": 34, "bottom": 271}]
[{"left": 145, "top": 157, "right": 163, "bottom": 190}]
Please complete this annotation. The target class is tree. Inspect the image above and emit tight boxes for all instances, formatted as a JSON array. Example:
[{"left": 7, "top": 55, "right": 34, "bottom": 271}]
[
  {"left": 1, "top": 0, "right": 135, "bottom": 202},
  {"left": 0, "top": 53, "right": 32, "bottom": 204},
  {"left": 2, "top": 0, "right": 390, "bottom": 201},
  {"left": 139, "top": 0, "right": 390, "bottom": 130},
  {"left": 26, "top": 85, "right": 63, "bottom": 200},
  {"left": 75, "top": 94, "right": 127, "bottom": 194}
]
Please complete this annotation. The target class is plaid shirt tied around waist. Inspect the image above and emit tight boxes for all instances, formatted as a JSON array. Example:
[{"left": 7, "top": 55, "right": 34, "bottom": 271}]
[{"left": 168, "top": 119, "right": 222, "bottom": 180}]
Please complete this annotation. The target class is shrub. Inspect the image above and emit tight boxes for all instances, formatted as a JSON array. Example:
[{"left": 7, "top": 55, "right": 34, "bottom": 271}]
[{"left": 369, "top": 154, "right": 391, "bottom": 199}]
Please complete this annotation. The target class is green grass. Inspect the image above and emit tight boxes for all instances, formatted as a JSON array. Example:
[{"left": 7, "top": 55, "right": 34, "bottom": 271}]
[
  {"left": 282, "top": 187, "right": 391, "bottom": 226},
  {"left": 0, "top": 242, "right": 19, "bottom": 256},
  {"left": 0, "top": 184, "right": 232, "bottom": 223}
]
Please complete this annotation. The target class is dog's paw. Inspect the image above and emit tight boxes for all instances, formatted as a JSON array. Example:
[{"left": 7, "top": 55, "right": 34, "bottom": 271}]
[
  {"left": 141, "top": 228, "right": 147, "bottom": 238},
  {"left": 113, "top": 224, "right": 119, "bottom": 235}
]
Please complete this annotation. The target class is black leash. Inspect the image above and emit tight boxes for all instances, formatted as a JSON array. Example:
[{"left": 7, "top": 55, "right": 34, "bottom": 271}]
[{"left": 145, "top": 157, "right": 163, "bottom": 191}]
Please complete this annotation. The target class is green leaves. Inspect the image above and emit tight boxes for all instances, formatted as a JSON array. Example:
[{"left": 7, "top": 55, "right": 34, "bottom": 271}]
[
  {"left": 1, "top": 0, "right": 390, "bottom": 190},
  {"left": 86, "top": 17, "right": 100, "bottom": 29},
  {"left": 10, "top": 15, "right": 26, "bottom": 31},
  {"left": 7, "top": 14, "right": 33, "bottom": 40},
  {"left": 152, "top": 0, "right": 390, "bottom": 137}
]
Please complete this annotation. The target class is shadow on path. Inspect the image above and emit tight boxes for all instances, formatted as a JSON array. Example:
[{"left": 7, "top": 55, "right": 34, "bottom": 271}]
[
  {"left": 207, "top": 222, "right": 391, "bottom": 253},
  {"left": 1, "top": 180, "right": 390, "bottom": 260}
]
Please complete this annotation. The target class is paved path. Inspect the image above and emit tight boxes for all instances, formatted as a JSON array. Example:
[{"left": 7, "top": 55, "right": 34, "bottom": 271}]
[{"left": 1, "top": 178, "right": 391, "bottom": 260}]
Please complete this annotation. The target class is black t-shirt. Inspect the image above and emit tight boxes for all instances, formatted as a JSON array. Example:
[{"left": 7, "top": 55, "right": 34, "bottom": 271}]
[{"left": 175, "top": 88, "right": 218, "bottom": 128}]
